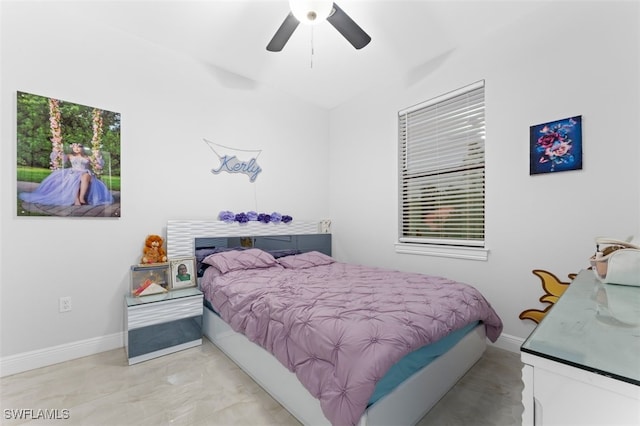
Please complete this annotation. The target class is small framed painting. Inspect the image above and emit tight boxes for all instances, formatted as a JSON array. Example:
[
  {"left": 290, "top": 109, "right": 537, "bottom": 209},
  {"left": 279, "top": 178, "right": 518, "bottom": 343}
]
[
  {"left": 530, "top": 115, "right": 582, "bottom": 175},
  {"left": 170, "top": 257, "right": 197, "bottom": 289}
]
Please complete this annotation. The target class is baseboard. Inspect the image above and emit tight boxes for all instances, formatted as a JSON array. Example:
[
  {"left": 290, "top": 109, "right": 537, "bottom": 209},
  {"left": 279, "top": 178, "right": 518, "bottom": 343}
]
[
  {"left": 490, "top": 332, "right": 524, "bottom": 354},
  {"left": 0, "top": 332, "right": 124, "bottom": 378}
]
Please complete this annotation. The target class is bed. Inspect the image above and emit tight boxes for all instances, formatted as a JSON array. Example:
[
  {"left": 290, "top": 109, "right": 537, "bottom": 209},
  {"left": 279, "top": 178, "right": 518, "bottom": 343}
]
[{"left": 167, "top": 220, "right": 503, "bottom": 426}]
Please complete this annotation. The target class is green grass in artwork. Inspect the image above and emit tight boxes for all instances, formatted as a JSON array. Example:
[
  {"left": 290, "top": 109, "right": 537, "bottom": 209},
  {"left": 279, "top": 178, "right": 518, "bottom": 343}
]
[
  {"left": 17, "top": 167, "right": 51, "bottom": 182},
  {"left": 17, "top": 167, "right": 121, "bottom": 191}
]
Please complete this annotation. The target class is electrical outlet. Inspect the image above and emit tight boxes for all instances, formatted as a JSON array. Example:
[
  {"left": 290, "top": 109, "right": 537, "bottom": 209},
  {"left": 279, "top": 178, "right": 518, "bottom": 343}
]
[{"left": 59, "top": 296, "right": 72, "bottom": 313}]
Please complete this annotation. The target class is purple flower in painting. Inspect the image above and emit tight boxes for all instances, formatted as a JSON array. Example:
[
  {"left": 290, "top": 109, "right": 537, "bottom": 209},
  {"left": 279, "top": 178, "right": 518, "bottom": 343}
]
[
  {"left": 246, "top": 211, "right": 258, "bottom": 221},
  {"left": 235, "top": 212, "right": 249, "bottom": 223},
  {"left": 219, "top": 210, "right": 235, "bottom": 223},
  {"left": 282, "top": 215, "right": 293, "bottom": 223},
  {"left": 270, "top": 212, "right": 282, "bottom": 224}
]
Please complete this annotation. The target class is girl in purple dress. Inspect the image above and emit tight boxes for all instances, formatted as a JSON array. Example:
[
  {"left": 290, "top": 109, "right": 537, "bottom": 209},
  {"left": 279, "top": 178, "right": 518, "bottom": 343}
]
[{"left": 19, "top": 143, "right": 113, "bottom": 206}]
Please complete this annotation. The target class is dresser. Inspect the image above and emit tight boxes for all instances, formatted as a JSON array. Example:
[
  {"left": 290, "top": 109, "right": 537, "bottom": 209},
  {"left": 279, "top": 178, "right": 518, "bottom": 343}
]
[{"left": 520, "top": 270, "right": 640, "bottom": 425}]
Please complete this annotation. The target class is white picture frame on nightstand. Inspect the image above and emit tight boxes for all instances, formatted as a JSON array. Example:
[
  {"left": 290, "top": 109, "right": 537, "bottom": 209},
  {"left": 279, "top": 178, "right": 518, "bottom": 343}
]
[{"left": 170, "top": 256, "right": 197, "bottom": 289}]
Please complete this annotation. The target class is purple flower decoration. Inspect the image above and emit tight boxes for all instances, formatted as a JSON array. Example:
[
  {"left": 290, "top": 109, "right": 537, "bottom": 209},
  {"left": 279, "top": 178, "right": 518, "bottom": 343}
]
[
  {"left": 270, "top": 212, "right": 282, "bottom": 224},
  {"left": 219, "top": 210, "right": 235, "bottom": 223},
  {"left": 235, "top": 212, "right": 249, "bottom": 223},
  {"left": 258, "top": 213, "right": 271, "bottom": 223},
  {"left": 219, "top": 210, "right": 292, "bottom": 224}
]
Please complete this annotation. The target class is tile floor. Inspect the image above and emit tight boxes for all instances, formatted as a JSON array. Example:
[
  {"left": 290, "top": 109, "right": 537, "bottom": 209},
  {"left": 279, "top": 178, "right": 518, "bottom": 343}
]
[{"left": 1, "top": 340, "right": 523, "bottom": 426}]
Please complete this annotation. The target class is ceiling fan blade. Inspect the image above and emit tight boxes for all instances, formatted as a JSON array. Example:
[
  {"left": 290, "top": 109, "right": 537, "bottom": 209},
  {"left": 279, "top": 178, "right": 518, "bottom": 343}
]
[
  {"left": 327, "top": 3, "right": 371, "bottom": 49},
  {"left": 267, "top": 12, "right": 300, "bottom": 52}
]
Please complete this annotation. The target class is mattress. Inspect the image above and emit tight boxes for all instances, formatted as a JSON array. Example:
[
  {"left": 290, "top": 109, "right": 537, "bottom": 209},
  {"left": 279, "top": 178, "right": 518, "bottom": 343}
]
[
  {"left": 199, "top": 249, "right": 502, "bottom": 425},
  {"left": 203, "top": 297, "right": 478, "bottom": 408}
]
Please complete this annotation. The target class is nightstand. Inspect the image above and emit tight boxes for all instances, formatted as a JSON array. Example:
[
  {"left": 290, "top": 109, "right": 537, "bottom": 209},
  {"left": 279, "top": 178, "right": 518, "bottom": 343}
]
[{"left": 124, "top": 287, "right": 203, "bottom": 365}]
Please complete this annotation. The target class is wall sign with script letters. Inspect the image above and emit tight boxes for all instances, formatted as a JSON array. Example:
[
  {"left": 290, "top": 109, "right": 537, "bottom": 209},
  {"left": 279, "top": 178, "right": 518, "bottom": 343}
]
[
  {"left": 211, "top": 155, "right": 262, "bottom": 182},
  {"left": 204, "top": 138, "right": 262, "bottom": 182}
]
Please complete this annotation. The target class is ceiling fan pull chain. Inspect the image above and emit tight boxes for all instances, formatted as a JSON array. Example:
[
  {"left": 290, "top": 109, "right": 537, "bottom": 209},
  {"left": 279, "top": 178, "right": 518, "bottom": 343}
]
[{"left": 310, "top": 26, "right": 315, "bottom": 69}]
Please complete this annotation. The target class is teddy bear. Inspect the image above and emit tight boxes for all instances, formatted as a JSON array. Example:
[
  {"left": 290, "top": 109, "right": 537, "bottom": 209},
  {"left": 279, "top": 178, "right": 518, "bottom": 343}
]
[{"left": 141, "top": 234, "right": 168, "bottom": 264}]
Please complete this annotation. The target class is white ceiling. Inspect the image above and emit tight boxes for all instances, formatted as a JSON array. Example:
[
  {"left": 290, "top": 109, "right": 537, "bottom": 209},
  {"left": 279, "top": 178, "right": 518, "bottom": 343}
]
[{"left": 76, "top": 0, "right": 546, "bottom": 110}]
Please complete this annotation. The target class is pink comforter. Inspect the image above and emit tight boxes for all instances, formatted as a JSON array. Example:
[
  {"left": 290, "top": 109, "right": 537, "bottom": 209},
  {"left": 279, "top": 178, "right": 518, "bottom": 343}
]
[{"left": 203, "top": 260, "right": 502, "bottom": 425}]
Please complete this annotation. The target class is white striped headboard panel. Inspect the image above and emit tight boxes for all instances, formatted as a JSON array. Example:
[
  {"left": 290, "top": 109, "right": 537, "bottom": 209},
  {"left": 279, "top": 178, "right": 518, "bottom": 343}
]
[{"left": 167, "top": 220, "right": 322, "bottom": 258}]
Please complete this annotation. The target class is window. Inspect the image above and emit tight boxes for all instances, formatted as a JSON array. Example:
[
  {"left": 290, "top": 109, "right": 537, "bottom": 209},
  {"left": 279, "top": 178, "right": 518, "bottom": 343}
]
[{"left": 397, "top": 81, "right": 486, "bottom": 259}]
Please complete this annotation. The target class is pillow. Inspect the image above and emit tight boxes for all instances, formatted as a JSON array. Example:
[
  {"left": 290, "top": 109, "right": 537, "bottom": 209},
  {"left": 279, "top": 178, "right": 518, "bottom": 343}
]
[
  {"left": 267, "top": 248, "right": 302, "bottom": 259},
  {"left": 197, "top": 246, "right": 249, "bottom": 261},
  {"left": 202, "top": 263, "right": 222, "bottom": 279},
  {"left": 195, "top": 247, "right": 218, "bottom": 262},
  {"left": 202, "top": 248, "right": 278, "bottom": 274},
  {"left": 277, "top": 251, "right": 335, "bottom": 269}
]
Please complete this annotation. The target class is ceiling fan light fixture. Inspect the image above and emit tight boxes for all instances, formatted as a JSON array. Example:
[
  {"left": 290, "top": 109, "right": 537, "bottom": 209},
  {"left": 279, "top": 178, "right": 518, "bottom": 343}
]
[
  {"left": 267, "top": 1, "right": 370, "bottom": 52},
  {"left": 289, "top": 0, "right": 333, "bottom": 25}
]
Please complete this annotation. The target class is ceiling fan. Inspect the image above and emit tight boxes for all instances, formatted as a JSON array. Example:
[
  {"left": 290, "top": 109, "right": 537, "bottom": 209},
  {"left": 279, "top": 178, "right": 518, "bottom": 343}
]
[{"left": 267, "top": 0, "right": 371, "bottom": 52}]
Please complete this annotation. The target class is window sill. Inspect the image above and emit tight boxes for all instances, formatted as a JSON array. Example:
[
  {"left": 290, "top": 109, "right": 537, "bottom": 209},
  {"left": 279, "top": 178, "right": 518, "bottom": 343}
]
[{"left": 394, "top": 242, "right": 489, "bottom": 261}]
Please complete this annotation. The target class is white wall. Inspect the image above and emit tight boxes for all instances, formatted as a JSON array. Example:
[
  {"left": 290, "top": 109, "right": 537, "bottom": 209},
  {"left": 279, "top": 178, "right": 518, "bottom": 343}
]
[
  {"left": 328, "top": 1, "right": 640, "bottom": 344},
  {"left": 1, "top": 0, "right": 639, "bottom": 374},
  {"left": 0, "top": 1, "right": 330, "bottom": 368}
]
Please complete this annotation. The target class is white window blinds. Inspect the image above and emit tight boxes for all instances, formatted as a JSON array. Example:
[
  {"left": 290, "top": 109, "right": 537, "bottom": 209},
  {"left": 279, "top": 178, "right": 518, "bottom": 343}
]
[{"left": 398, "top": 81, "right": 485, "bottom": 247}]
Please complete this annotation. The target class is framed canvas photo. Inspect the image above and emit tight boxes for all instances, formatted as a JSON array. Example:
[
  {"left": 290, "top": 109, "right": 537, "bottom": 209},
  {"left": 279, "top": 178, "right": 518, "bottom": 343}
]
[
  {"left": 16, "top": 91, "right": 121, "bottom": 217},
  {"left": 170, "top": 257, "right": 197, "bottom": 289},
  {"left": 530, "top": 115, "right": 582, "bottom": 175}
]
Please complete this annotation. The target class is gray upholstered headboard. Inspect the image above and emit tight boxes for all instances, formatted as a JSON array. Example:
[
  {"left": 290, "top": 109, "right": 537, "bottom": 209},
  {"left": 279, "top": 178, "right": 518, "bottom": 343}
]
[{"left": 166, "top": 220, "right": 330, "bottom": 258}]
